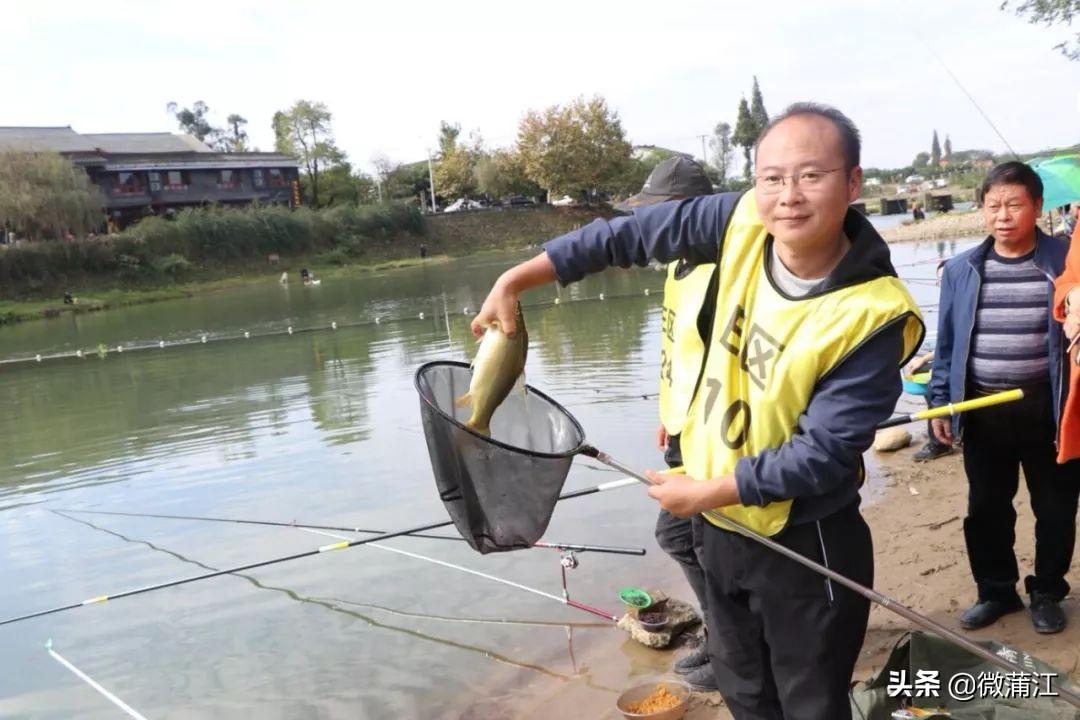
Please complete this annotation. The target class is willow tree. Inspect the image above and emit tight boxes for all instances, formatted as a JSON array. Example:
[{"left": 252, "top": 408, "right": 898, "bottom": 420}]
[{"left": 0, "top": 150, "right": 103, "bottom": 240}]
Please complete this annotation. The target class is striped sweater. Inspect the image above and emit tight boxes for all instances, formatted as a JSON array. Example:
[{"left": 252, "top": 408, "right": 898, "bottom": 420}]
[{"left": 969, "top": 249, "right": 1049, "bottom": 389}]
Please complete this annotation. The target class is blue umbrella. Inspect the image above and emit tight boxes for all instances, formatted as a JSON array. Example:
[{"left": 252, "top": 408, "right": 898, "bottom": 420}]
[{"left": 1028, "top": 154, "right": 1080, "bottom": 210}]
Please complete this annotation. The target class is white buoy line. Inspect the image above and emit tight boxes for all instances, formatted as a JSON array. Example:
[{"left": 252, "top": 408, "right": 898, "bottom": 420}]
[{"left": 1, "top": 289, "right": 665, "bottom": 368}]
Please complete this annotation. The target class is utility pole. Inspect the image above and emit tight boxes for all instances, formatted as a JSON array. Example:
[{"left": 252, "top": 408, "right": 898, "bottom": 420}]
[
  {"left": 427, "top": 149, "right": 438, "bottom": 213},
  {"left": 697, "top": 134, "right": 709, "bottom": 166}
]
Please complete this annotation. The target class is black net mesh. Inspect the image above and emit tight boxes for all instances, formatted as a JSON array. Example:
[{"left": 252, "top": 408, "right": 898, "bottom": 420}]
[{"left": 415, "top": 360, "right": 587, "bottom": 554}]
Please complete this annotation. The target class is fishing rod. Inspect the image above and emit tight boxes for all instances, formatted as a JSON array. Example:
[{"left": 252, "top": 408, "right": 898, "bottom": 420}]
[
  {"left": 52, "top": 509, "right": 624, "bottom": 623},
  {"left": 293, "top": 525, "right": 619, "bottom": 621},
  {"left": 0, "top": 477, "right": 640, "bottom": 628},
  {"left": 583, "top": 447, "right": 1080, "bottom": 708},
  {"left": 53, "top": 508, "right": 646, "bottom": 556}
]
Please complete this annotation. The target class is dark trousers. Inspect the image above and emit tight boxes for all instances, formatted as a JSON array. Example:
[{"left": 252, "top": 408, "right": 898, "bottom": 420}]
[
  {"left": 655, "top": 434, "right": 709, "bottom": 615},
  {"left": 701, "top": 501, "right": 872, "bottom": 720},
  {"left": 961, "top": 383, "right": 1080, "bottom": 602}
]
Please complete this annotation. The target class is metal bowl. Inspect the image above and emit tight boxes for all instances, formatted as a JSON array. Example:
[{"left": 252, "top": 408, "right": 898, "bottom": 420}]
[{"left": 615, "top": 680, "right": 691, "bottom": 720}]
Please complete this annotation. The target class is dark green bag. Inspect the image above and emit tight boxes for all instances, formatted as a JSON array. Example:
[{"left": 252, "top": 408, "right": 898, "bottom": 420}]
[{"left": 850, "top": 631, "right": 1080, "bottom": 720}]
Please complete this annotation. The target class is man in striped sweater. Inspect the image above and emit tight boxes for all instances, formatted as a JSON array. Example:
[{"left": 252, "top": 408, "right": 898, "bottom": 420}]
[{"left": 929, "top": 162, "right": 1080, "bottom": 634}]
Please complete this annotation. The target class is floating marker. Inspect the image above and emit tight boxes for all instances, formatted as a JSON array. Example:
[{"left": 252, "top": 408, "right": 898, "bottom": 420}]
[
  {"left": 36, "top": 354, "right": 42, "bottom": 362},
  {"left": 75, "top": 350, "right": 83, "bottom": 358},
  {"left": 375, "top": 317, "right": 381, "bottom": 325},
  {"left": 158, "top": 341, "right": 165, "bottom": 349},
  {"left": 463, "top": 307, "right": 469, "bottom": 315},
  {"left": 116, "top": 346, "right": 123, "bottom": 353},
  {"left": 419, "top": 312, "right": 425, "bottom": 320},
  {"left": 331, "top": 321, "right": 337, "bottom": 330},
  {"left": 243, "top": 331, "right": 250, "bottom": 339},
  {"left": 554, "top": 298, "right": 560, "bottom": 305},
  {"left": 599, "top": 293, "right": 605, "bottom": 301},
  {"left": 644, "top": 289, "right": 650, "bottom": 296},
  {"left": 201, "top": 335, "right": 208, "bottom": 343}
]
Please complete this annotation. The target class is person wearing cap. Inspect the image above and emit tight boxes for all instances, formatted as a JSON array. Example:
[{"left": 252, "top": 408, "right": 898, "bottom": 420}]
[
  {"left": 618, "top": 156, "right": 718, "bottom": 690},
  {"left": 470, "top": 102, "right": 923, "bottom": 719}
]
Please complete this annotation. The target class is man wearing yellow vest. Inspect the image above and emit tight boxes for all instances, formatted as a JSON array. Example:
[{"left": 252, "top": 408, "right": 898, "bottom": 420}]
[
  {"left": 471, "top": 103, "right": 923, "bottom": 719},
  {"left": 616, "top": 155, "right": 719, "bottom": 690}
]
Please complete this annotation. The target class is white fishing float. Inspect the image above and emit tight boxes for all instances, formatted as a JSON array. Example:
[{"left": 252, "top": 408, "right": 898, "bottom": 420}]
[
  {"left": 158, "top": 341, "right": 165, "bottom": 349},
  {"left": 599, "top": 293, "right": 605, "bottom": 300},
  {"left": 331, "top": 321, "right": 337, "bottom": 330},
  {"left": 288, "top": 326, "right": 294, "bottom": 335},
  {"left": 244, "top": 331, "right": 250, "bottom": 339},
  {"left": 419, "top": 312, "right": 425, "bottom": 320},
  {"left": 75, "top": 350, "right": 83, "bottom": 358}
]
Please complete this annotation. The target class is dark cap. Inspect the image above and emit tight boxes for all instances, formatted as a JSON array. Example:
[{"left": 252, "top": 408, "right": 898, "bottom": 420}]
[{"left": 615, "top": 156, "right": 713, "bottom": 212}]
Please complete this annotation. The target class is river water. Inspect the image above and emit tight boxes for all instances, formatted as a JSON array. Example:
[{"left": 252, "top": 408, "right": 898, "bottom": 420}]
[{"left": 0, "top": 227, "right": 980, "bottom": 719}]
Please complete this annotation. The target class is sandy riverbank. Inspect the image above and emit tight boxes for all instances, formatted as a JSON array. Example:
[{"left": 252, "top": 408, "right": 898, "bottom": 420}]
[
  {"left": 488, "top": 432, "right": 1078, "bottom": 720},
  {"left": 882, "top": 211, "right": 987, "bottom": 243}
]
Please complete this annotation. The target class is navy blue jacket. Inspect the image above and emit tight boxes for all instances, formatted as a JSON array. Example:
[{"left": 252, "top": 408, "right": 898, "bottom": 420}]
[
  {"left": 544, "top": 192, "right": 919, "bottom": 527},
  {"left": 928, "top": 231, "right": 1068, "bottom": 439}
]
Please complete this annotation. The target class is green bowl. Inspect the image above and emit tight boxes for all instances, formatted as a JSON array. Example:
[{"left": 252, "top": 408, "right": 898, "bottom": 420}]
[{"left": 618, "top": 587, "right": 653, "bottom": 609}]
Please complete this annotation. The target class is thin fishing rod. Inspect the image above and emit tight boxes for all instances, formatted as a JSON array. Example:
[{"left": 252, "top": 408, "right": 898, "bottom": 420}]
[
  {"left": 295, "top": 526, "right": 618, "bottom": 621},
  {"left": 913, "top": 31, "right": 1019, "bottom": 160},
  {"left": 583, "top": 447, "right": 1080, "bottom": 708},
  {"left": 54, "top": 508, "right": 646, "bottom": 556},
  {"left": 0, "top": 477, "right": 640, "bottom": 628}
]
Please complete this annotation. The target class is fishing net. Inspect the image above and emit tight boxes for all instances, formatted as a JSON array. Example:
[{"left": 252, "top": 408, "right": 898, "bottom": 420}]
[{"left": 415, "top": 360, "right": 586, "bottom": 554}]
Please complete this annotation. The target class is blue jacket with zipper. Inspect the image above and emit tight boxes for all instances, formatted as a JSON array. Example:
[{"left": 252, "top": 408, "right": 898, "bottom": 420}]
[{"left": 928, "top": 230, "right": 1068, "bottom": 439}]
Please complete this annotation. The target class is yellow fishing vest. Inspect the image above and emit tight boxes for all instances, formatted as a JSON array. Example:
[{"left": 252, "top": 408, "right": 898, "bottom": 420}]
[
  {"left": 680, "top": 194, "right": 924, "bottom": 536},
  {"left": 659, "top": 260, "right": 715, "bottom": 435}
]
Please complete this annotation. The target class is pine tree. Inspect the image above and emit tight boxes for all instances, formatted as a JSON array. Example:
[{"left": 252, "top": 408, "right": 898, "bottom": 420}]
[{"left": 733, "top": 97, "right": 756, "bottom": 180}]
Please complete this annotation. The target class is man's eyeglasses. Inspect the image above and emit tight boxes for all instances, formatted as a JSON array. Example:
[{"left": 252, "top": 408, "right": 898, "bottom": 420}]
[{"left": 753, "top": 168, "right": 844, "bottom": 194}]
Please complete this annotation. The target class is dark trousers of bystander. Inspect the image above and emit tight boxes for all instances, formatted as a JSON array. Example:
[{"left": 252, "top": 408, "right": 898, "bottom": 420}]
[
  {"left": 961, "top": 383, "right": 1080, "bottom": 603},
  {"left": 654, "top": 434, "right": 709, "bottom": 615}
]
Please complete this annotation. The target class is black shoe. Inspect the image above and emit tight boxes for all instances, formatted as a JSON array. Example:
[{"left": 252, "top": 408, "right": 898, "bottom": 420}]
[
  {"left": 913, "top": 442, "right": 951, "bottom": 462},
  {"left": 684, "top": 662, "right": 719, "bottom": 692},
  {"left": 673, "top": 641, "right": 709, "bottom": 675},
  {"left": 959, "top": 598, "right": 1024, "bottom": 630},
  {"left": 1030, "top": 594, "right": 1067, "bottom": 634}
]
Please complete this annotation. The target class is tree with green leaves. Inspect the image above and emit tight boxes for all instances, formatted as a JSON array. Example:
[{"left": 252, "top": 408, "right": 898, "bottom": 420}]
[
  {"left": 516, "top": 95, "right": 632, "bottom": 200},
  {"left": 913, "top": 151, "right": 931, "bottom": 168},
  {"left": 931, "top": 130, "right": 942, "bottom": 169},
  {"left": 709, "top": 121, "right": 734, "bottom": 182},
  {"left": 944, "top": 134, "right": 953, "bottom": 163},
  {"left": 438, "top": 121, "right": 461, "bottom": 157},
  {"left": 434, "top": 128, "right": 485, "bottom": 199},
  {"left": 220, "top": 114, "right": 249, "bottom": 153},
  {"left": 1002, "top": 0, "right": 1080, "bottom": 60},
  {"left": 749, "top": 76, "right": 769, "bottom": 135},
  {"left": 166, "top": 101, "right": 219, "bottom": 143},
  {"left": 272, "top": 100, "right": 346, "bottom": 207},
  {"left": 0, "top": 150, "right": 103, "bottom": 240},
  {"left": 732, "top": 97, "right": 756, "bottom": 180},
  {"left": 474, "top": 149, "right": 540, "bottom": 199}
]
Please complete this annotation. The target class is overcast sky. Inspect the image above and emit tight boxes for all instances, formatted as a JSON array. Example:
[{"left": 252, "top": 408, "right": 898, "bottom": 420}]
[{"left": 4, "top": 0, "right": 1078, "bottom": 172}]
